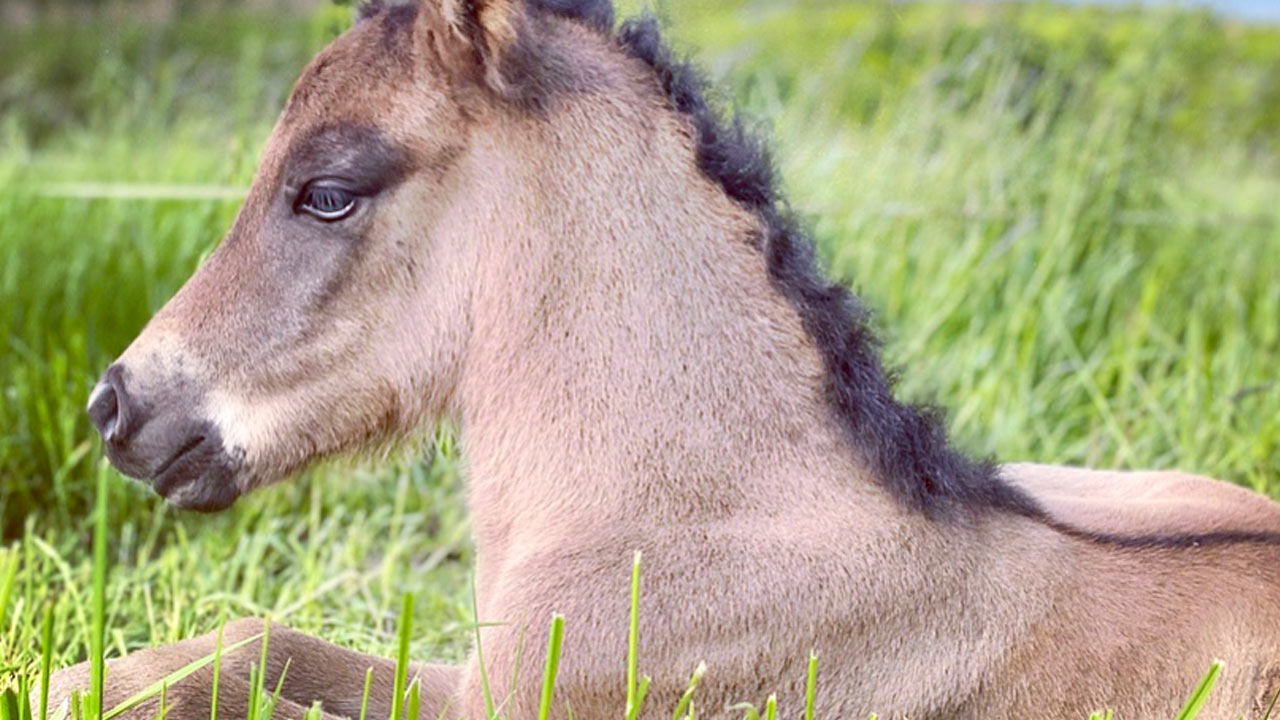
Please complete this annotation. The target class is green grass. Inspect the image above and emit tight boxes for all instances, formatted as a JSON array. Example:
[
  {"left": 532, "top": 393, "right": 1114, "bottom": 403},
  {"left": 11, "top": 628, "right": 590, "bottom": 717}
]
[
  {"left": 1, "top": 520, "right": 1230, "bottom": 719},
  {"left": 0, "top": 0, "right": 1278, "bottom": 714}
]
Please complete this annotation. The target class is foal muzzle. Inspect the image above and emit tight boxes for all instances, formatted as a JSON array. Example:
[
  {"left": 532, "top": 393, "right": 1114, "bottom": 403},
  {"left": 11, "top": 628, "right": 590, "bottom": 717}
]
[{"left": 88, "top": 364, "right": 241, "bottom": 512}]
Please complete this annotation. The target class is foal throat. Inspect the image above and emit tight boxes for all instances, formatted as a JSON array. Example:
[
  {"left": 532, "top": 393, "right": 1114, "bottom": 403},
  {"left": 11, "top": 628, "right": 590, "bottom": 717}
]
[{"left": 456, "top": 112, "right": 864, "bottom": 552}]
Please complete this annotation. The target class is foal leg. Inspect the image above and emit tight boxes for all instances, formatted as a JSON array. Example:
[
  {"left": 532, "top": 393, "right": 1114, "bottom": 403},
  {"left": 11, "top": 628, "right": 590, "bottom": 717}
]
[
  {"left": 145, "top": 675, "right": 351, "bottom": 720},
  {"left": 43, "top": 618, "right": 461, "bottom": 720}
]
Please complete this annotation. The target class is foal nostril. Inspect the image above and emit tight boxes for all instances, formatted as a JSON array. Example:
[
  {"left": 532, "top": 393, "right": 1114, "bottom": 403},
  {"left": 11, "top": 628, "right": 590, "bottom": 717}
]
[
  {"left": 88, "top": 382, "right": 119, "bottom": 442},
  {"left": 87, "top": 365, "right": 132, "bottom": 445}
]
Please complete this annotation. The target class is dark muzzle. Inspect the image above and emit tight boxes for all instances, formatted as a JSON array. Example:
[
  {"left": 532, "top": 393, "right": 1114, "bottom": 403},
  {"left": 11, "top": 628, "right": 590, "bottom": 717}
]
[{"left": 88, "top": 364, "right": 240, "bottom": 512}]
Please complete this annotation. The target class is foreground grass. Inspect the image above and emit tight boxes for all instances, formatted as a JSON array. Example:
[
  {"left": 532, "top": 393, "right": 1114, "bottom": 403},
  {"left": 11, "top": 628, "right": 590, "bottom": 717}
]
[
  {"left": 0, "top": 538, "right": 1232, "bottom": 720},
  {"left": 1, "top": 0, "right": 1278, "bottom": 712}
]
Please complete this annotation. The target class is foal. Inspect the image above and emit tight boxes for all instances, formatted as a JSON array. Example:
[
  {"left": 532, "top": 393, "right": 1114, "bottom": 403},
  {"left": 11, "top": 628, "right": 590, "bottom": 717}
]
[{"left": 49, "top": 1, "right": 1280, "bottom": 718}]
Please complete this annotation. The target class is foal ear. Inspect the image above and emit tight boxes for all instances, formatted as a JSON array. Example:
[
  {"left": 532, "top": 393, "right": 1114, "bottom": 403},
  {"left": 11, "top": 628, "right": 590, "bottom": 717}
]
[{"left": 421, "top": 0, "right": 531, "bottom": 96}]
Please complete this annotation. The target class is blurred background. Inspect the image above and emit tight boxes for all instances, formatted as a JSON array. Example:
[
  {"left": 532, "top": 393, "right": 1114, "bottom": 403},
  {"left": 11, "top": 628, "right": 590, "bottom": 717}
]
[{"left": 1, "top": 0, "right": 1278, "bottom": 684}]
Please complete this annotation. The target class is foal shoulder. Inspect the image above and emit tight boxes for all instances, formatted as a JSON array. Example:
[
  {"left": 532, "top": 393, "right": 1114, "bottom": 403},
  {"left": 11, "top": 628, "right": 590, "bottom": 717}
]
[{"left": 1000, "top": 462, "right": 1280, "bottom": 538}]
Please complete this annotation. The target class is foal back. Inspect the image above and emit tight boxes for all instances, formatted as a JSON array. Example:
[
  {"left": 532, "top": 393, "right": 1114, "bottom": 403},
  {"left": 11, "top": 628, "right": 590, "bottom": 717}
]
[{"left": 996, "top": 463, "right": 1280, "bottom": 718}]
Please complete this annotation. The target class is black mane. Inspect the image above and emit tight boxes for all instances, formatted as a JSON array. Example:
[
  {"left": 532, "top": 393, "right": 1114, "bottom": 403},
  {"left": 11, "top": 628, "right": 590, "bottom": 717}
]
[
  {"left": 357, "top": 0, "right": 1044, "bottom": 519},
  {"left": 529, "top": 0, "right": 1045, "bottom": 519}
]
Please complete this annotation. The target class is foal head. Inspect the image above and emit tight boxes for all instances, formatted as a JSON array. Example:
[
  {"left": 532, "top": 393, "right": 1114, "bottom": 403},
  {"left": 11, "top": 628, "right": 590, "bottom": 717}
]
[
  {"left": 88, "top": 0, "right": 628, "bottom": 510},
  {"left": 89, "top": 0, "right": 1021, "bottom": 520}
]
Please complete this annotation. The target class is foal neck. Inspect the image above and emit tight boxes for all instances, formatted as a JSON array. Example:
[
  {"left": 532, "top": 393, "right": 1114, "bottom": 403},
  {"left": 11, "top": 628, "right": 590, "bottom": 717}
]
[{"left": 455, "top": 74, "right": 881, "bottom": 560}]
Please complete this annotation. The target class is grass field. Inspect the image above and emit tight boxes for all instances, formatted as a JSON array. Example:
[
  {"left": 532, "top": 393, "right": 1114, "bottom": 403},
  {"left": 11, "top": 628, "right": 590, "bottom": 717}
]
[{"left": 1, "top": 0, "right": 1278, "bottom": 714}]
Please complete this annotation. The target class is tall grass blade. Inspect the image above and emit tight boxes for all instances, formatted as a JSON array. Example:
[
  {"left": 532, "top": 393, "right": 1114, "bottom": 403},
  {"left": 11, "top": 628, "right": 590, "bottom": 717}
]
[
  {"left": 246, "top": 663, "right": 261, "bottom": 720},
  {"left": 1173, "top": 660, "right": 1223, "bottom": 720},
  {"left": 390, "top": 594, "right": 414, "bottom": 720},
  {"left": 208, "top": 622, "right": 225, "bottom": 720},
  {"left": 804, "top": 653, "right": 818, "bottom": 720},
  {"left": 629, "top": 677, "right": 650, "bottom": 720},
  {"left": 763, "top": 694, "right": 776, "bottom": 720},
  {"left": 469, "top": 582, "right": 496, "bottom": 720},
  {"left": 670, "top": 663, "right": 706, "bottom": 720},
  {"left": 625, "top": 552, "right": 645, "bottom": 720},
  {"left": 358, "top": 668, "right": 373, "bottom": 720},
  {"left": 1, "top": 690, "right": 19, "bottom": 720},
  {"left": 39, "top": 605, "right": 54, "bottom": 720},
  {"left": 536, "top": 614, "right": 565, "bottom": 720},
  {"left": 405, "top": 678, "right": 421, "bottom": 720},
  {"left": 0, "top": 549, "right": 19, "bottom": 632},
  {"left": 266, "top": 657, "right": 293, "bottom": 720},
  {"left": 89, "top": 467, "right": 109, "bottom": 720},
  {"left": 508, "top": 621, "right": 527, "bottom": 720},
  {"left": 246, "top": 621, "right": 272, "bottom": 720},
  {"left": 1261, "top": 683, "right": 1280, "bottom": 720},
  {"left": 1, "top": 680, "right": 30, "bottom": 720}
]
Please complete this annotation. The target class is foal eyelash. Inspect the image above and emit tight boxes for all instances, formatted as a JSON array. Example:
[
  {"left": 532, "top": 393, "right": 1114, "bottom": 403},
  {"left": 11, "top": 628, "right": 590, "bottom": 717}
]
[{"left": 295, "top": 181, "right": 358, "bottom": 222}]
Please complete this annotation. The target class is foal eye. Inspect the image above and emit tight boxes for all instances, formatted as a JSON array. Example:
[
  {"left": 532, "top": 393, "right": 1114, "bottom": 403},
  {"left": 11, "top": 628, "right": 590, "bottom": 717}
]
[{"left": 296, "top": 182, "right": 357, "bottom": 222}]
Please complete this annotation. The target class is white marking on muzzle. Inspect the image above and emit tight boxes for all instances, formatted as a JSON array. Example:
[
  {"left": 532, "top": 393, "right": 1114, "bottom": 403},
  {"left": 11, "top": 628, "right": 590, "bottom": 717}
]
[{"left": 205, "top": 389, "right": 297, "bottom": 478}]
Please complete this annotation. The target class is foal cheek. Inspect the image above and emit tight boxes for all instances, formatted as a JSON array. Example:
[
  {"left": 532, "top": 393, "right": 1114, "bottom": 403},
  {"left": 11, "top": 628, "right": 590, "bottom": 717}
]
[{"left": 188, "top": 163, "right": 467, "bottom": 482}]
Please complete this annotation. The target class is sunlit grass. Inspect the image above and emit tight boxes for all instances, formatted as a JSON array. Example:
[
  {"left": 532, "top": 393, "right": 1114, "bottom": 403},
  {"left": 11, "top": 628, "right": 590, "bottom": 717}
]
[
  {"left": 536, "top": 614, "right": 564, "bottom": 720},
  {"left": 1, "top": 499, "right": 1232, "bottom": 718}
]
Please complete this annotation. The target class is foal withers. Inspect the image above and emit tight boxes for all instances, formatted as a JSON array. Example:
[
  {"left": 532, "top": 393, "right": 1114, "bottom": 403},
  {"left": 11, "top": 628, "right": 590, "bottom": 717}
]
[{"left": 52, "top": 0, "right": 1280, "bottom": 718}]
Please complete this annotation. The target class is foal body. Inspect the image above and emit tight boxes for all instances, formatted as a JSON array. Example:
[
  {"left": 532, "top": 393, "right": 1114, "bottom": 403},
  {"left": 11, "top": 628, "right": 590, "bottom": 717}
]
[{"left": 49, "top": 1, "right": 1280, "bottom": 718}]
